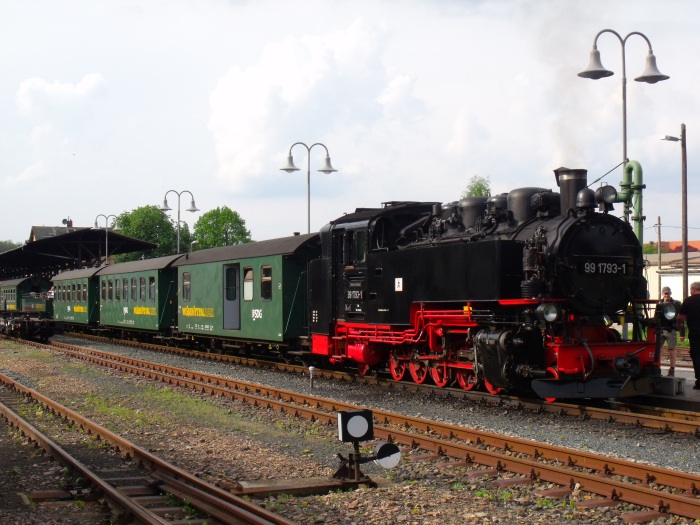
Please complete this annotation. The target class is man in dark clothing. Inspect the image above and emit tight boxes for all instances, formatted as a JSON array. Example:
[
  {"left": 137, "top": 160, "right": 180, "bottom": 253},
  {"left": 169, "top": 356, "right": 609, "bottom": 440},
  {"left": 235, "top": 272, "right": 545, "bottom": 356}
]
[
  {"left": 656, "top": 286, "right": 682, "bottom": 376},
  {"left": 679, "top": 282, "right": 700, "bottom": 390}
]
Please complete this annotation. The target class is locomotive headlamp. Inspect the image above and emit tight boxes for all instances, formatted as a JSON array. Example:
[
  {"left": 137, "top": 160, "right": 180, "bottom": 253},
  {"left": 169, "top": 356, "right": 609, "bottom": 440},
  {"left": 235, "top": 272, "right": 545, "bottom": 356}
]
[
  {"left": 536, "top": 303, "right": 561, "bottom": 323},
  {"left": 661, "top": 301, "right": 678, "bottom": 321},
  {"left": 595, "top": 185, "right": 617, "bottom": 212}
]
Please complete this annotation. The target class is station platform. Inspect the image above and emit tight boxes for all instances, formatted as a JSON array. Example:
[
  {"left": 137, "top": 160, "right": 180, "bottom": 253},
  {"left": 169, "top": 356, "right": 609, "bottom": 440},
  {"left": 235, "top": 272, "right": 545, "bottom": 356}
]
[{"left": 640, "top": 365, "right": 700, "bottom": 412}]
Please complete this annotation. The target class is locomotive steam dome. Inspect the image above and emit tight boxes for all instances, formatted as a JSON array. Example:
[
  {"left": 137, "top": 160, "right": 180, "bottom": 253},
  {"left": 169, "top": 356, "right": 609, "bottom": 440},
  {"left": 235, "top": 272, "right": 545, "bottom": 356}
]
[{"left": 458, "top": 197, "right": 487, "bottom": 230}]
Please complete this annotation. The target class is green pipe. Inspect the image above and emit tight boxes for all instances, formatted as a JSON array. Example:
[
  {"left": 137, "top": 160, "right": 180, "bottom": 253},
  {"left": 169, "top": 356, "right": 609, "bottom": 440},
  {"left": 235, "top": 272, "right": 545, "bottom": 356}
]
[{"left": 616, "top": 160, "right": 645, "bottom": 244}]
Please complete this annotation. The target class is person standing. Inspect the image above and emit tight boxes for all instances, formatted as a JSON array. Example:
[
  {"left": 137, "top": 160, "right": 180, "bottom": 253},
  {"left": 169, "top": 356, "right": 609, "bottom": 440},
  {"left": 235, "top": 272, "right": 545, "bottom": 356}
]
[
  {"left": 679, "top": 282, "right": 700, "bottom": 390},
  {"left": 657, "top": 286, "right": 682, "bottom": 376}
]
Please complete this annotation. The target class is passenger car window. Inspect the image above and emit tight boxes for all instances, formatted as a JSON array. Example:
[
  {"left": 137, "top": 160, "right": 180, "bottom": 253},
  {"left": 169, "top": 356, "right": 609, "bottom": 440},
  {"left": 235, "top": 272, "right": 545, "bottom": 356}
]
[
  {"left": 261, "top": 265, "right": 272, "bottom": 301},
  {"left": 243, "top": 267, "right": 253, "bottom": 301},
  {"left": 182, "top": 272, "right": 191, "bottom": 302}
]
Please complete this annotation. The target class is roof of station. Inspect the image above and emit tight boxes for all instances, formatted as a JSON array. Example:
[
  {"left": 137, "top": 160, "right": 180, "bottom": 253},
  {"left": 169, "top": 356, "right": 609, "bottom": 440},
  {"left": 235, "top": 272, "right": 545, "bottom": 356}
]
[{"left": 0, "top": 226, "right": 156, "bottom": 280}]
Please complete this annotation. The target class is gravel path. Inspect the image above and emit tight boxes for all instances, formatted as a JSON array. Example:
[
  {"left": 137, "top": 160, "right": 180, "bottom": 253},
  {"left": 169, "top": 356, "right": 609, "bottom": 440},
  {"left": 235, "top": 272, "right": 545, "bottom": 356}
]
[{"left": 0, "top": 337, "right": 698, "bottom": 524}]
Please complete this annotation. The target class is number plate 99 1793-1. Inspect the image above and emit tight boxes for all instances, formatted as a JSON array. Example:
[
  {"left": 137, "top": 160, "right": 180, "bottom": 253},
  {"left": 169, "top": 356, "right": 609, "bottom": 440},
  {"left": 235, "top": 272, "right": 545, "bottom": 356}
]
[{"left": 579, "top": 260, "right": 628, "bottom": 275}]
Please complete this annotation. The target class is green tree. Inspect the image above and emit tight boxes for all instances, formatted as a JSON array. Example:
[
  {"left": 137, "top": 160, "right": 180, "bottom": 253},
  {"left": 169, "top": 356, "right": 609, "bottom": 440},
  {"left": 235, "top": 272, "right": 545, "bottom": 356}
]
[
  {"left": 193, "top": 206, "right": 252, "bottom": 249},
  {"left": 643, "top": 242, "right": 671, "bottom": 255},
  {"left": 461, "top": 175, "right": 491, "bottom": 198},
  {"left": 114, "top": 205, "right": 187, "bottom": 261},
  {"left": 0, "top": 240, "right": 21, "bottom": 253}
]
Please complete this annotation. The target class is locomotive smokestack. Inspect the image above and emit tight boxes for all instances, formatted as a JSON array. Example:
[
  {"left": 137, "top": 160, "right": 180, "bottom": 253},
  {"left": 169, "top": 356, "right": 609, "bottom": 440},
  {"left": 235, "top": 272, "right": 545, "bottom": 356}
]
[{"left": 554, "top": 167, "right": 587, "bottom": 215}]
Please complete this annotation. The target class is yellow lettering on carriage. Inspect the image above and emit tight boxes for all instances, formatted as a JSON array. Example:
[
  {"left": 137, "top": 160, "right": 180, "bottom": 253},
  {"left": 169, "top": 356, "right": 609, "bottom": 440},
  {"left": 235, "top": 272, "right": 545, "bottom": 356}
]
[
  {"left": 74, "top": 306, "right": 87, "bottom": 313},
  {"left": 134, "top": 307, "right": 156, "bottom": 315},
  {"left": 182, "top": 306, "right": 215, "bottom": 318}
]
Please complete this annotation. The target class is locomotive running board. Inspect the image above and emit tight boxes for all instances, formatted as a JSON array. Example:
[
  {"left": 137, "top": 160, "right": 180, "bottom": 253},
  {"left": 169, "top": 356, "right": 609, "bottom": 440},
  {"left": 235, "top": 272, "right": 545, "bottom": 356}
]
[{"left": 531, "top": 376, "right": 655, "bottom": 399}]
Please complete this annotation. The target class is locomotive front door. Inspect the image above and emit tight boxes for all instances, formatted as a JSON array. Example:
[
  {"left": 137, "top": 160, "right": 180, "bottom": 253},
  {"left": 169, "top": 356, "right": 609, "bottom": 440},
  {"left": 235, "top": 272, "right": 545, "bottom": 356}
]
[{"left": 223, "top": 264, "right": 240, "bottom": 330}]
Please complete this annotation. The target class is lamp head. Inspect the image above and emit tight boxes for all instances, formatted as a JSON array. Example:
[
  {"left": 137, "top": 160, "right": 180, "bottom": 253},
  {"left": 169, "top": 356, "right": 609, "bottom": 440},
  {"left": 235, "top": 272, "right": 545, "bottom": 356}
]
[
  {"left": 662, "top": 135, "right": 680, "bottom": 142},
  {"left": 160, "top": 198, "right": 172, "bottom": 211},
  {"left": 635, "top": 52, "right": 670, "bottom": 84},
  {"left": 578, "top": 48, "right": 614, "bottom": 80},
  {"left": 186, "top": 199, "right": 199, "bottom": 213},
  {"left": 318, "top": 154, "right": 337, "bottom": 174},
  {"left": 280, "top": 154, "right": 300, "bottom": 173}
]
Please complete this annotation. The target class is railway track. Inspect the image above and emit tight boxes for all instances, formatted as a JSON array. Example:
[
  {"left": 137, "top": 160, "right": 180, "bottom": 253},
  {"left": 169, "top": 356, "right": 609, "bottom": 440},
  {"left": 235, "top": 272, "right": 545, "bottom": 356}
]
[
  {"left": 56, "top": 333, "right": 700, "bottom": 436},
  {"left": 32, "top": 339, "right": 700, "bottom": 520},
  {"left": 0, "top": 372, "right": 297, "bottom": 525}
]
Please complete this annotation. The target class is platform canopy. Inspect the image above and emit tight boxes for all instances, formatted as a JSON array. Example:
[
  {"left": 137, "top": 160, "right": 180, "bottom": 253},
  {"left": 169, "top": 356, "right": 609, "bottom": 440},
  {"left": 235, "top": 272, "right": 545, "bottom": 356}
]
[{"left": 0, "top": 226, "right": 156, "bottom": 280}]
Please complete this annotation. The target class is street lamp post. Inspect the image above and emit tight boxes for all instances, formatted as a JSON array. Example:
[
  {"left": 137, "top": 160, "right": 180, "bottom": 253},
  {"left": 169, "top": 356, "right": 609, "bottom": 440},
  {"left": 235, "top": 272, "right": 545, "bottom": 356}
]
[
  {"left": 280, "top": 142, "right": 337, "bottom": 234},
  {"left": 159, "top": 190, "right": 199, "bottom": 254},
  {"left": 578, "top": 29, "right": 670, "bottom": 165},
  {"left": 662, "top": 124, "right": 688, "bottom": 299},
  {"left": 578, "top": 30, "right": 669, "bottom": 240},
  {"left": 94, "top": 214, "right": 119, "bottom": 266}
]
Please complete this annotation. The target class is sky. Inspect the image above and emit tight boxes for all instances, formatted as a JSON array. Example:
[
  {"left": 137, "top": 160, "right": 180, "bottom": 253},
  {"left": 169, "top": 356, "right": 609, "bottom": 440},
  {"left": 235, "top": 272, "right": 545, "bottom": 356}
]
[{"left": 1, "top": 0, "right": 698, "bottom": 248}]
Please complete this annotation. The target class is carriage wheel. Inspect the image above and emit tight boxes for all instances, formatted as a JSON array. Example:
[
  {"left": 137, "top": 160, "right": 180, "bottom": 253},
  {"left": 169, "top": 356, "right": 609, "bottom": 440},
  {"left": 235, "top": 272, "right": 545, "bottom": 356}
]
[
  {"left": 483, "top": 379, "right": 502, "bottom": 395},
  {"left": 430, "top": 364, "right": 451, "bottom": 388},
  {"left": 543, "top": 367, "right": 559, "bottom": 403},
  {"left": 357, "top": 363, "right": 370, "bottom": 377},
  {"left": 409, "top": 361, "right": 429, "bottom": 384},
  {"left": 389, "top": 355, "right": 408, "bottom": 381},
  {"left": 455, "top": 369, "right": 479, "bottom": 391}
]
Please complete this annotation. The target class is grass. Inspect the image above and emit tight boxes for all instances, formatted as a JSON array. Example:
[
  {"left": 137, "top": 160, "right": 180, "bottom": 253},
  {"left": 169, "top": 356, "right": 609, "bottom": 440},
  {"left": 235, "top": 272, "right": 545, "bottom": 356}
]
[{"left": 78, "top": 382, "right": 295, "bottom": 440}]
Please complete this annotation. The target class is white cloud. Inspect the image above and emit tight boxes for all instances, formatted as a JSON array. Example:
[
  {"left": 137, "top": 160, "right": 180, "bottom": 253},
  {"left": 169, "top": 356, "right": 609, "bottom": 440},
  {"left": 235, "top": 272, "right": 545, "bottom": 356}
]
[
  {"left": 208, "top": 19, "right": 391, "bottom": 194},
  {"left": 16, "top": 73, "right": 107, "bottom": 116},
  {"left": 1, "top": 161, "right": 44, "bottom": 188}
]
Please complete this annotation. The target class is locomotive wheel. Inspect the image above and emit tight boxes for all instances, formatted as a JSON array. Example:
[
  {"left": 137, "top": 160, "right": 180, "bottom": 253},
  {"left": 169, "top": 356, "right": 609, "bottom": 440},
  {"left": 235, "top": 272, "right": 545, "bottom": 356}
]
[
  {"left": 455, "top": 369, "right": 478, "bottom": 391},
  {"left": 430, "top": 364, "right": 451, "bottom": 388},
  {"left": 483, "top": 379, "right": 502, "bottom": 395},
  {"left": 409, "top": 361, "right": 429, "bottom": 384},
  {"left": 389, "top": 356, "right": 408, "bottom": 381}
]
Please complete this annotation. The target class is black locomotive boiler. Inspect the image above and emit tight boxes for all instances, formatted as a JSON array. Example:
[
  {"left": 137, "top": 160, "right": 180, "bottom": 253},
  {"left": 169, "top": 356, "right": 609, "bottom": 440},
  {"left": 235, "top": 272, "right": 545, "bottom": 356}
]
[{"left": 308, "top": 167, "right": 663, "bottom": 399}]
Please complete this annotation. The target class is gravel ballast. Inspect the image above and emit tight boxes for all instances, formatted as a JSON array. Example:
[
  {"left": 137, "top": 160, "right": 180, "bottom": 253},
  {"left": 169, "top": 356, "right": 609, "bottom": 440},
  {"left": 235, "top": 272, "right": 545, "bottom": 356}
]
[{"left": 0, "top": 337, "right": 698, "bottom": 524}]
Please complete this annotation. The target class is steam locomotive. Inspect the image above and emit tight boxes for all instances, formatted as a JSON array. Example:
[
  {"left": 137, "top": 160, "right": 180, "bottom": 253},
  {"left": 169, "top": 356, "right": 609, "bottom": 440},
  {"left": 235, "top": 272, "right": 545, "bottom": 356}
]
[
  {"left": 308, "top": 166, "right": 664, "bottom": 399},
  {"left": 51, "top": 167, "right": 669, "bottom": 399}
]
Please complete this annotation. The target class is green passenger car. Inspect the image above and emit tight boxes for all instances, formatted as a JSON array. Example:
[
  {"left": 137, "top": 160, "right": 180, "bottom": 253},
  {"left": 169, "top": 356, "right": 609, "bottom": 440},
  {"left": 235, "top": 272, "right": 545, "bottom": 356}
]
[
  {"left": 96, "top": 255, "right": 183, "bottom": 335},
  {"left": 51, "top": 267, "right": 102, "bottom": 326},
  {"left": 172, "top": 234, "right": 320, "bottom": 349},
  {"left": 0, "top": 276, "right": 53, "bottom": 316}
]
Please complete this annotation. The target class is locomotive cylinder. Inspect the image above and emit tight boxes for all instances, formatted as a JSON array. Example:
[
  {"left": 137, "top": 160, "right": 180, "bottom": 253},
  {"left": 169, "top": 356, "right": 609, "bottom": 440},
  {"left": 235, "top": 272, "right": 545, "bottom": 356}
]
[{"left": 347, "top": 343, "right": 383, "bottom": 366}]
